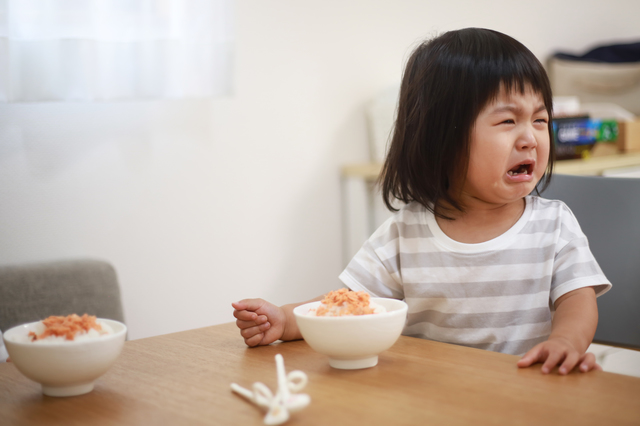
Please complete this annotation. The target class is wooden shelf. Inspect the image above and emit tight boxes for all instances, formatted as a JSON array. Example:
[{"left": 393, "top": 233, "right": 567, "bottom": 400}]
[
  {"left": 554, "top": 152, "right": 640, "bottom": 175},
  {"left": 342, "top": 152, "right": 640, "bottom": 180},
  {"left": 340, "top": 151, "right": 640, "bottom": 263}
]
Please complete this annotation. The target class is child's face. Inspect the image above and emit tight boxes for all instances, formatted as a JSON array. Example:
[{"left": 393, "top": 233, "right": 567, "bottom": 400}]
[{"left": 458, "top": 85, "right": 550, "bottom": 208}]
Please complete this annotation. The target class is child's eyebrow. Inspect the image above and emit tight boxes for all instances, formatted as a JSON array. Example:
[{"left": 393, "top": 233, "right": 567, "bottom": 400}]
[{"left": 489, "top": 104, "right": 547, "bottom": 114}]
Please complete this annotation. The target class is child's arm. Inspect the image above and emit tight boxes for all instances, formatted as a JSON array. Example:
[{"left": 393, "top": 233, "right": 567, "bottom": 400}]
[
  {"left": 232, "top": 295, "right": 324, "bottom": 347},
  {"left": 517, "top": 287, "right": 601, "bottom": 374}
]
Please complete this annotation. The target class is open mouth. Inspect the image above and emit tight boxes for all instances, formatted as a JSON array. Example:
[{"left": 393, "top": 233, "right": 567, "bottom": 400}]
[{"left": 507, "top": 162, "right": 534, "bottom": 176}]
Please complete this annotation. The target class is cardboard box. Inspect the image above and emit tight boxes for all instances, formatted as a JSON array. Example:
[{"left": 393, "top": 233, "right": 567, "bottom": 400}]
[
  {"left": 553, "top": 117, "right": 620, "bottom": 160},
  {"left": 618, "top": 120, "right": 640, "bottom": 153}
]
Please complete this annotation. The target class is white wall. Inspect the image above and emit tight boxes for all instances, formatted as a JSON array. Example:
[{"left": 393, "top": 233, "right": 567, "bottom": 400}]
[{"left": 1, "top": 0, "right": 638, "bottom": 340}]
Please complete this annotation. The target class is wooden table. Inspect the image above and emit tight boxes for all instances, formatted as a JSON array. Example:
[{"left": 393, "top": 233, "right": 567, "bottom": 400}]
[{"left": 1, "top": 322, "right": 639, "bottom": 425}]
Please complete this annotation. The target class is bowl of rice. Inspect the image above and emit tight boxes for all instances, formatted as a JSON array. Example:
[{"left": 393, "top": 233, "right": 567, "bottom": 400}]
[
  {"left": 293, "top": 289, "right": 408, "bottom": 370},
  {"left": 3, "top": 314, "right": 127, "bottom": 397}
]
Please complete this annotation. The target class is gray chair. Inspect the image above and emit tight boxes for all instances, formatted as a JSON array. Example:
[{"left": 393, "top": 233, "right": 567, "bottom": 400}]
[
  {"left": 539, "top": 174, "right": 640, "bottom": 349},
  {"left": 0, "top": 259, "right": 125, "bottom": 333}
]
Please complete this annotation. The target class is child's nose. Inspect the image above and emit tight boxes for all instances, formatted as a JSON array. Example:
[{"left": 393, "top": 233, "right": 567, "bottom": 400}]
[{"left": 516, "top": 127, "right": 538, "bottom": 150}]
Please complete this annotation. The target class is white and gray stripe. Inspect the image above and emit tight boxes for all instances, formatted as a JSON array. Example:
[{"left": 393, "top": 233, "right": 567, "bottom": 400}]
[{"left": 339, "top": 196, "right": 611, "bottom": 355}]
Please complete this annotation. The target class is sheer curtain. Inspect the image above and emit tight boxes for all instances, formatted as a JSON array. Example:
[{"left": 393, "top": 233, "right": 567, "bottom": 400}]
[{"left": 0, "top": 0, "right": 234, "bottom": 102}]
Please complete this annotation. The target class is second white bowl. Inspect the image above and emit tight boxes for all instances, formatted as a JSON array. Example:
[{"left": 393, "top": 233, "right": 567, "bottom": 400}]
[{"left": 293, "top": 297, "right": 408, "bottom": 369}]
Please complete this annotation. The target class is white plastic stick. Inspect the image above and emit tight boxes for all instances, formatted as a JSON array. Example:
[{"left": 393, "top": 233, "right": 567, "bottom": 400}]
[{"left": 230, "top": 354, "right": 310, "bottom": 425}]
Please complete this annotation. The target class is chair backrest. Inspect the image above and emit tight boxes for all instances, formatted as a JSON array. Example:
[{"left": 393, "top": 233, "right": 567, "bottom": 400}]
[
  {"left": 540, "top": 174, "right": 640, "bottom": 349},
  {"left": 0, "top": 259, "right": 125, "bottom": 332}
]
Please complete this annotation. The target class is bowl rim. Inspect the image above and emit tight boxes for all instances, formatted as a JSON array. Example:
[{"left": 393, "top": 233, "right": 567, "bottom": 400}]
[
  {"left": 293, "top": 297, "right": 407, "bottom": 321},
  {"left": 3, "top": 318, "right": 127, "bottom": 347}
]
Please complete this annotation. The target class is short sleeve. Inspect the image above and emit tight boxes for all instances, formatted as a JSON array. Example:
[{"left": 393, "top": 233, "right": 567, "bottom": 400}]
[
  {"left": 339, "top": 219, "right": 405, "bottom": 300},
  {"left": 550, "top": 203, "right": 612, "bottom": 303}
]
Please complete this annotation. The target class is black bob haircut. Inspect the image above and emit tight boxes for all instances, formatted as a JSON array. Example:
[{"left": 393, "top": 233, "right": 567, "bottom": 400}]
[{"left": 380, "top": 28, "right": 555, "bottom": 217}]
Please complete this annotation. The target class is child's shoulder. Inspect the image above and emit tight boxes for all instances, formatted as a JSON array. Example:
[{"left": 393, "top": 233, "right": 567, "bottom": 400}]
[
  {"left": 529, "top": 194, "right": 568, "bottom": 208},
  {"left": 368, "top": 202, "right": 429, "bottom": 240},
  {"left": 527, "top": 195, "right": 575, "bottom": 221},
  {"left": 392, "top": 201, "right": 431, "bottom": 223}
]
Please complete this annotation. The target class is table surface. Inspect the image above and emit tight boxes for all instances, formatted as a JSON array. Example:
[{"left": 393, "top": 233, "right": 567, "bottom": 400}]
[{"left": 2, "top": 322, "right": 640, "bottom": 426}]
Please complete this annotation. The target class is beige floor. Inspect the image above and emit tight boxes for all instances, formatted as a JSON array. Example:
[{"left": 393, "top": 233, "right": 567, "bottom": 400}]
[{"left": 588, "top": 343, "right": 640, "bottom": 378}]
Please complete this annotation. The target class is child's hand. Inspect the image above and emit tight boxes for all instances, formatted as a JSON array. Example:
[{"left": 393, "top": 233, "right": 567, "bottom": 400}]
[
  {"left": 232, "top": 298, "right": 287, "bottom": 347},
  {"left": 517, "top": 337, "right": 602, "bottom": 375}
]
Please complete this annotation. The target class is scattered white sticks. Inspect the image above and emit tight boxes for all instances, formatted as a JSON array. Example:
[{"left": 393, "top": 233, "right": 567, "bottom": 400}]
[{"left": 231, "top": 354, "right": 311, "bottom": 425}]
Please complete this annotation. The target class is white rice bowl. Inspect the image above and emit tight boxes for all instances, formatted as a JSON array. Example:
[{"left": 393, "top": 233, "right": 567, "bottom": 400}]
[
  {"left": 3, "top": 318, "right": 127, "bottom": 397},
  {"left": 293, "top": 297, "right": 408, "bottom": 370}
]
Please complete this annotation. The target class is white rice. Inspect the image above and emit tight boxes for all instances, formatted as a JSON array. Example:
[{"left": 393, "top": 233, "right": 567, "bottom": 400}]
[
  {"left": 12, "top": 320, "right": 114, "bottom": 344},
  {"left": 307, "top": 301, "right": 386, "bottom": 317}
]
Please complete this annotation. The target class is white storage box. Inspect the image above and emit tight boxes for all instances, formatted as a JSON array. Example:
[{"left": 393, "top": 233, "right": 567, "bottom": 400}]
[{"left": 548, "top": 57, "right": 640, "bottom": 116}]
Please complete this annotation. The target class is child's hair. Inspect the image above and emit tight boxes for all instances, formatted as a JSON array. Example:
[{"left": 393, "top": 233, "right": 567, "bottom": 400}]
[{"left": 380, "top": 28, "right": 555, "bottom": 217}]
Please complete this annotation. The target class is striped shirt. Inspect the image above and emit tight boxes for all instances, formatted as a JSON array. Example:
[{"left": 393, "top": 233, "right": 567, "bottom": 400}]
[{"left": 339, "top": 195, "right": 611, "bottom": 355}]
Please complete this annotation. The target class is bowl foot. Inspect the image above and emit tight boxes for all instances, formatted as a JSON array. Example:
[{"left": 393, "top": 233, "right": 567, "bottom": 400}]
[
  {"left": 328, "top": 356, "right": 378, "bottom": 370},
  {"left": 42, "top": 382, "right": 94, "bottom": 397}
]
